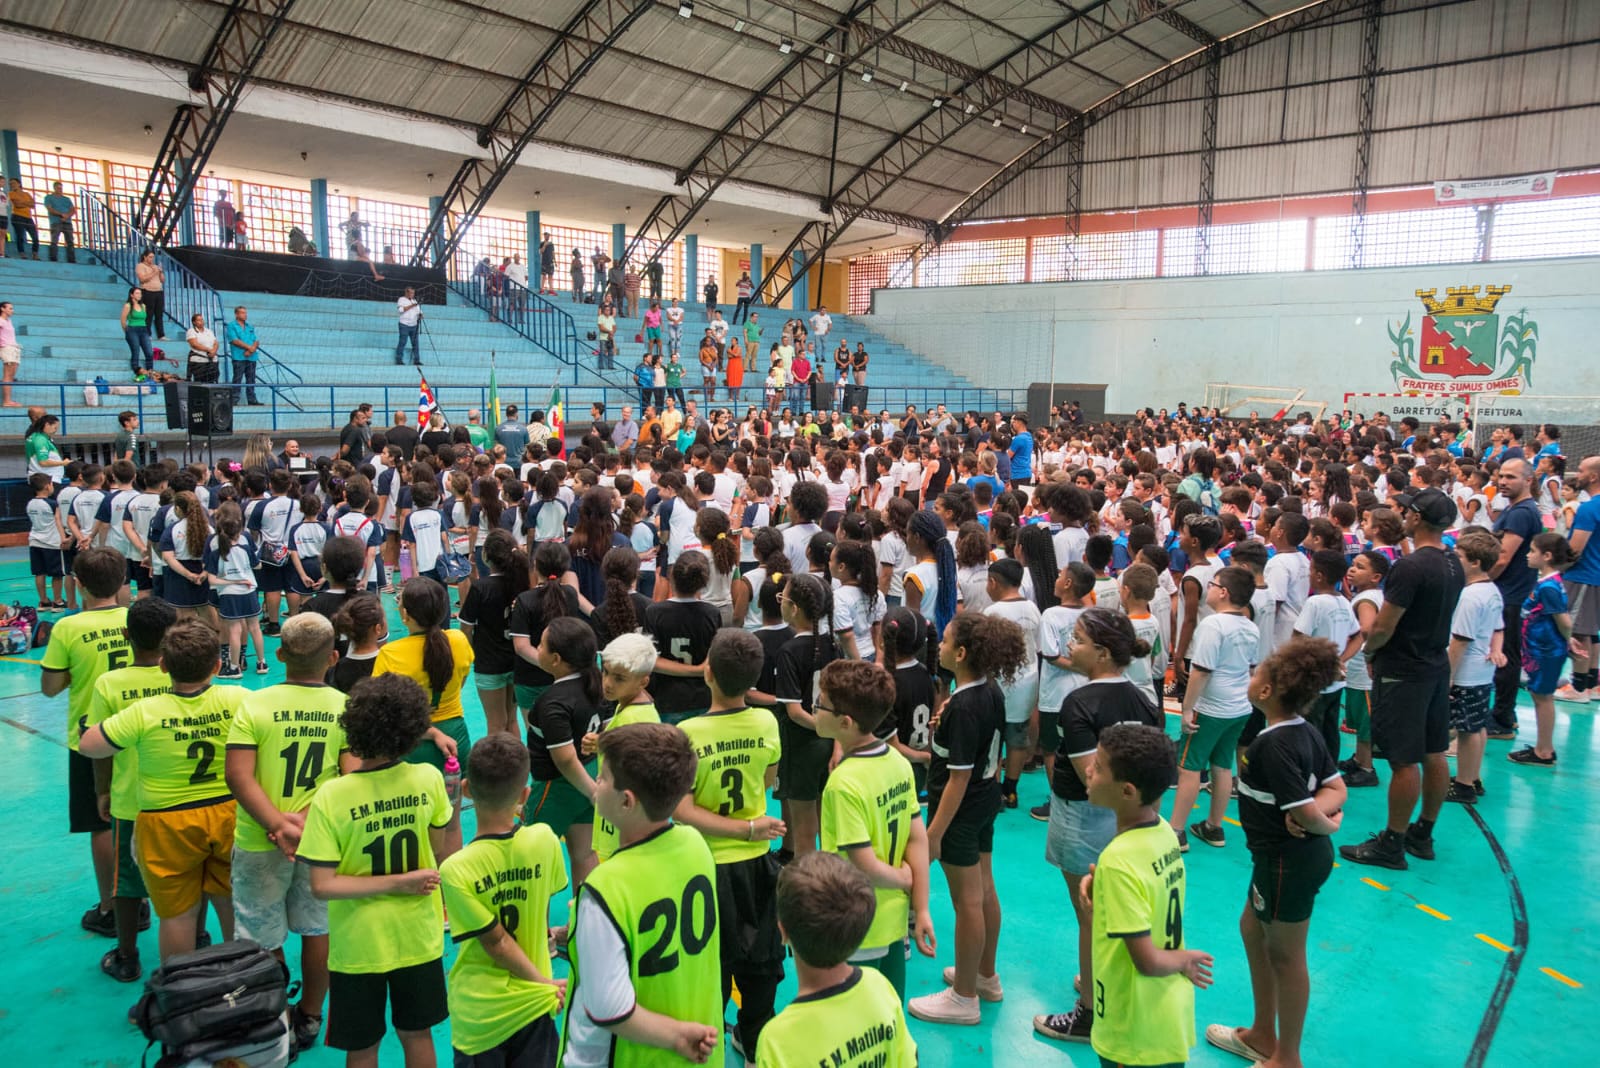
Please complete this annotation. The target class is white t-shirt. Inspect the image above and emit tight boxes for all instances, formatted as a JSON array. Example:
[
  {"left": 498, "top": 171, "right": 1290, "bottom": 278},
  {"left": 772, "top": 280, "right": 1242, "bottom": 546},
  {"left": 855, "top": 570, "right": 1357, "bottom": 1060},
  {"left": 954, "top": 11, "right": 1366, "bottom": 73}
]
[
  {"left": 1249, "top": 585, "right": 1277, "bottom": 664},
  {"left": 985, "top": 598, "right": 1041, "bottom": 724},
  {"left": 1264, "top": 550, "right": 1310, "bottom": 648},
  {"left": 1344, "top": 589, "right": 1383, "bottom": 690},
  {"left": 1053, "top": 526, "right": 1088, "bottom": 568},
  {"left": 878, "top": 532, "right": 909, "bottom": 598},
  {"left": 782, "top": 521, "right": 820, "bottom": 577},
  {"left": 185, "top": 326, "right": 218, "bottom": 360},
  {"left": 833, "top": 585, "right": 886, "bottom": 661},
  {"left": 396, "top": 296, "right": 422, "bottom": 327},
  {"left": 1451, "top": 581, "right": 1505, "bottom": 689},
  {"left": 1293, "top": 592, "right": 1359, "bottom": 693},
  {"left": 1038, "top": 604, "right": 1087, "bottom": 714},
  {"left": 905, "top": 560, "right": 939, "bottom": 625},
  {"left": 1189, "top": 612, "right": 1260, "bottom": 719}
]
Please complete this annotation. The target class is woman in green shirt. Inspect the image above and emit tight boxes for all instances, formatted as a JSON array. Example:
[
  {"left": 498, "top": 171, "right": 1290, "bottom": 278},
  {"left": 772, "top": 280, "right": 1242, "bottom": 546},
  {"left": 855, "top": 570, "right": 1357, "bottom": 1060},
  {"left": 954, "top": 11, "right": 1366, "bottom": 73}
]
[
  {"left": 119, "top": 286, "right": 154, "bottom": 374},
  {"left": 26, "top": 413, "right": 66, "bottom": 481}
]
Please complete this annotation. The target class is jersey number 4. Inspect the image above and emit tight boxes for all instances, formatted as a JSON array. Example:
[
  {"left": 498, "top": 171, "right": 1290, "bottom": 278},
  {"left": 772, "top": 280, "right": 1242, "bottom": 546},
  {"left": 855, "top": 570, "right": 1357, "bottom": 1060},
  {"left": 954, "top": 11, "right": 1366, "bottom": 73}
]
[
  {"left": 278, "top": 742, "right": 327, "bottom": 798},
  {"left": 638, "top": 874, "right": 717, "bottom": 977}
]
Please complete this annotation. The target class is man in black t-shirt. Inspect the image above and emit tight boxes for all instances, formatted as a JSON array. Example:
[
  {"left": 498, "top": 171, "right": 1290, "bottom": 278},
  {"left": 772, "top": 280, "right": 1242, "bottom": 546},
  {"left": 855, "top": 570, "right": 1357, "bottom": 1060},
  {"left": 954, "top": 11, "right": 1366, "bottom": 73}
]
[
  {"left": 383, "top": 411, "right": 419, "bottom": 460},
  {"left": 336, "top": 407, "right": 370, "bottom": 465},
  {"left": 1488, "top": 458, "right": 1542, "bottom": 736},
  {"left": 1341, "top": 488, "right": 1463, "bottom": 871}
]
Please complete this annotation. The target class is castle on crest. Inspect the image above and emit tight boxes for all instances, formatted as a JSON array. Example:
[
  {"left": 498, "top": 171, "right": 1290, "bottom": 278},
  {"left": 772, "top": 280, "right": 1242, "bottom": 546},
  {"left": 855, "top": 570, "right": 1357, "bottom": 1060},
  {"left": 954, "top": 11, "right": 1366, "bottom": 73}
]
[{"left": 1415, "top": 285, "right": 1511, "bottom": 316}]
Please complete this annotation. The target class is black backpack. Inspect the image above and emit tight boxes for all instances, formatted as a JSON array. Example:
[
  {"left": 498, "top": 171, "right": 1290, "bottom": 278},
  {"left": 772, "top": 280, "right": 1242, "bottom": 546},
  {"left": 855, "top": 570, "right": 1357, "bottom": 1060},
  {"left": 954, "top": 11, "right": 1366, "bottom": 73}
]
[{"left": 133, "top": 940, "right": 291, "bottom": 1066}]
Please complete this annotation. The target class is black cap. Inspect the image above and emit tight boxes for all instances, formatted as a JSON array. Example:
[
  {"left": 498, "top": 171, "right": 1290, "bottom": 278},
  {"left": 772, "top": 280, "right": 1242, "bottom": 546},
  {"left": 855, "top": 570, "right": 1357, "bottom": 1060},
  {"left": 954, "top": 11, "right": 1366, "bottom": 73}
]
[{"left": 1394, "top": 487, "right": 1457, "bottom": 527}]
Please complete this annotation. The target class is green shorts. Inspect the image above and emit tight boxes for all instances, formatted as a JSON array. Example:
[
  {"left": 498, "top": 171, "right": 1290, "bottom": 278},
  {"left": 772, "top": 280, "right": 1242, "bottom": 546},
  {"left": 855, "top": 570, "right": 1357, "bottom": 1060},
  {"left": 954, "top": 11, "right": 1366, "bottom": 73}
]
[
  {"left": 405, "top": 716, "right": 471, "bottom": 773},
  {"left": 524, "top": 775, "right": 594, "bottom": 837},
  {"left": 515, "top": 684, "right": 549, "bottom": 715},
  {"left": 1344, "top": 687, "right": 1372, "bottom": 744},
  {"left": 112, "top": 817, "right": 147, "bottom": 900},
  {"left": 475, "top": 670, "right": 513, "bottom": 690},
  {"left": 1178, "top": 712, "right": 1249, "bottom": 773}
]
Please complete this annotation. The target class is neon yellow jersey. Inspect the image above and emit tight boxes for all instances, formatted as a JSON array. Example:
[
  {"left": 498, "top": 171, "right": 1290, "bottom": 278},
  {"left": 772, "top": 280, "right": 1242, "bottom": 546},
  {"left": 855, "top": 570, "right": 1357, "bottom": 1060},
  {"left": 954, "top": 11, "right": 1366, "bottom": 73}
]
[
  {"left": 374, "top": 630, "right": 474, "bottom": 723},
  {"left": 754, "top": 967, "right": 916, "bottom": 1068},
  {"left": 440, "top": 824, "right": 569, "bottom": 1055},
  {"left": 679, "top": 707, "right": 781, "bottom": 863},
  {"left": 298, "top": 760, "right": 453, "bottom": 973},
  {"left": 86, "top": 665, "right": 170, "bottom": 820},
  {"left": 225, "top": 683, "right": 349, "bottom": 852},
  {"left": 41, "top": 605, "right": 129, "bottom": 749},
  {"left": 1090, "top": 820, "right": 1194, "bottom": 1067},
  {"left": 593, "top": 701, "right": 660, "bottom": 862},
  {"left": 820, "top": 743, "right": 919, "bottom": 951},
  {"left": 100, "top": 685, "right": 245, "bottom": 810}
]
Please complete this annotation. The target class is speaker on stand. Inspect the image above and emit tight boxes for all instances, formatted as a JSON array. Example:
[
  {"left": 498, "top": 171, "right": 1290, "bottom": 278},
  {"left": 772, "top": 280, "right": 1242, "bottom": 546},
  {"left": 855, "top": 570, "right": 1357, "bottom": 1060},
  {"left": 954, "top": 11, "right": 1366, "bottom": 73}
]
[{"left": 186, "top": 384, "right": 234, "bottom": 468}]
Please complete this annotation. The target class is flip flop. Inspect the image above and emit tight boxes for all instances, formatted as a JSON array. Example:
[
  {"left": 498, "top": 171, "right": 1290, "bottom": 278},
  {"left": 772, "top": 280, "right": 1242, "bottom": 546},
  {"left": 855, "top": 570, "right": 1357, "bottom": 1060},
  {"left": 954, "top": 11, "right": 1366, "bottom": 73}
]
[{"left": 1204, "top": 1024, "right": 1270, "bottom": 1062}]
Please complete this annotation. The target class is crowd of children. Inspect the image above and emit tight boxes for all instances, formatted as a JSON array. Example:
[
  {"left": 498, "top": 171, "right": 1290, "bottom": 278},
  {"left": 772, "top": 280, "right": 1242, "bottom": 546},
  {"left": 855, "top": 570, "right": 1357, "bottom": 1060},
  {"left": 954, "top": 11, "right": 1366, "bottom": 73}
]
[{"left": 32, "top": 404, "right": 1597, "bottom": 1066}]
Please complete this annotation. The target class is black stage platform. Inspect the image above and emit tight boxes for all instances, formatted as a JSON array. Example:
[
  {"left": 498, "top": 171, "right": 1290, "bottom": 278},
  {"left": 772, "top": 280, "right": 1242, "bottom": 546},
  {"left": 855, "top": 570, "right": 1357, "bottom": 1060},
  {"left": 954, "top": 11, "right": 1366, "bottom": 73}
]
[{"left": 170, "top": 246, "right": 449, "bottom": 305}]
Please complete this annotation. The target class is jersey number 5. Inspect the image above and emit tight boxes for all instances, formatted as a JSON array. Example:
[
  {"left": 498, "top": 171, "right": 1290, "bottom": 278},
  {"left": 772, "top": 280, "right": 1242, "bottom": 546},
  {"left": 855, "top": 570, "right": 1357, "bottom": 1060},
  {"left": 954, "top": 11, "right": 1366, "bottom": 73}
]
[{"left": 638, "top": 874, "right": 717, "bottom": 977}]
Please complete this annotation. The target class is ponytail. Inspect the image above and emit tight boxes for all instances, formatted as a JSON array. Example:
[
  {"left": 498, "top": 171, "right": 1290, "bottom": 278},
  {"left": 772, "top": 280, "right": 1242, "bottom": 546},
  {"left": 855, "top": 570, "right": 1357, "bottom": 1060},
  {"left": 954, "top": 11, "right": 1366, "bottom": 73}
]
[
  {"left": 400, "top": 578, "right": 455, "bottom": 698},
  {"left": 532, "top": 542, "right": 573, "bottom": 626},
  {"left": 600, "top": 546, "right": 642, "bottom": 638}
]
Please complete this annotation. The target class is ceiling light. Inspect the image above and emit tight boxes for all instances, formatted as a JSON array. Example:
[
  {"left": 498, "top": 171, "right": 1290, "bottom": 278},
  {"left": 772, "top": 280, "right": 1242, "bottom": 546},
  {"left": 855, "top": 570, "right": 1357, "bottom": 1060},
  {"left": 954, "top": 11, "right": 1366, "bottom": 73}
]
[
  {"left": 992, "top": 115, "right": 1002, "bottom": 127},
  {"left": 824, "top": 51, "right": 836, "bottom": 64},
  {"left": 677, "top": 0, "right": 692, "bottom": 16},
  {"left": 861, "top": 67, "right": 873, "bottom": 83},
  {"left": 898, "top": 80, "right": 909, "bottom": 92},
  {"left": 733, "top": 17, "right": 745, "bottom": 30},
  {"left": 779, "top": 37, "right": 793, "bottom": 53},
  {"left": 1021, "top": 124, "right": 1028, "bottom": 134},
  {"left": 964, "top": 103, "right": 975, "bottom": 114},
  {"left": 932, "top": 96, "right": 947, "bottom": 108}
]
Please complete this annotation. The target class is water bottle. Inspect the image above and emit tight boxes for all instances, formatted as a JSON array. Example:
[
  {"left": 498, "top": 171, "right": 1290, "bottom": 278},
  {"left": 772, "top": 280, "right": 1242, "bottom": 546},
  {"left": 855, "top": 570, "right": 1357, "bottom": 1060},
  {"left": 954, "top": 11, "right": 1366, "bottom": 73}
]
[
  {"left": 443, "top": 755, "right": 462, "bottom": 805},
  {"left": 399, "top": 544, "right": 414, "bottom": 582}
]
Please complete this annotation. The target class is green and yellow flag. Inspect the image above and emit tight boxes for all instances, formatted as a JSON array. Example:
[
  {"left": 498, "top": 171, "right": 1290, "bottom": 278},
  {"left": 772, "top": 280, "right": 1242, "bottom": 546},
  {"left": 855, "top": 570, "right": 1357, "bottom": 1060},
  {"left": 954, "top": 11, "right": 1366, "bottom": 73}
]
[{"left": 488, "top": 353, "right": 502, "bottom": 429}]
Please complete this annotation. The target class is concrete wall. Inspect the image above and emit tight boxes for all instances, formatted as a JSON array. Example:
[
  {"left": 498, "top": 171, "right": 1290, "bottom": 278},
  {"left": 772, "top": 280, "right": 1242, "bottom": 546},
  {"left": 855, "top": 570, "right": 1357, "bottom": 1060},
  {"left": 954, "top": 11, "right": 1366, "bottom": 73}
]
[{"left": 866, "top": 257, "right": 1600, "bottom": 413}]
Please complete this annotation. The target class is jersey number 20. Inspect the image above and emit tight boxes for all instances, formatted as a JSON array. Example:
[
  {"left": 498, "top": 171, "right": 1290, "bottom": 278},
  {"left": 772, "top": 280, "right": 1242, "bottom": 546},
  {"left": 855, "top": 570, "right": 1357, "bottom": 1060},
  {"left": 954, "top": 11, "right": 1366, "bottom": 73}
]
[{"left": 638, "top": 874, "right": 717, "bottom": 977}]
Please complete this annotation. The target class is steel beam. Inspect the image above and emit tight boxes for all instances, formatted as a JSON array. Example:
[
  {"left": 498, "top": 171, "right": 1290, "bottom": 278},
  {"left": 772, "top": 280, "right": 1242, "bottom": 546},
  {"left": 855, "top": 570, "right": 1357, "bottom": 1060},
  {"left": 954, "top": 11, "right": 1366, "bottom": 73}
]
[
  {"left": 133, "top": 0, "right": 297, "bottom": 245},
  {"left": 619, "top": 0, "right": 935, "bottom": 274},
  {"left": 1064, "top": 122, "right": 1085, "bottom": 280},
  {"left": 1348, "top": 0, "right": 1383, "bottom": 268},
  {"left": 413, "top": 0, "right": 654, "bottom": 268},
  {"left": 1195, "top": 48, "right": 1220, "bottom": 275},
  {"left": 757, "top": 0, "right": 1200, "bottom": 308}
]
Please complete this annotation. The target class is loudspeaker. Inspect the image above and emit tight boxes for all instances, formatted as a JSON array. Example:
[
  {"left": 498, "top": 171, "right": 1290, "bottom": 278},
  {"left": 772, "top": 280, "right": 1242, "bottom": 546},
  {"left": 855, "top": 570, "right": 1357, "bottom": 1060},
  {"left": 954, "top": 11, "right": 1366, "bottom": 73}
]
[
  {"left": 810, "top": 381, "right": 835, "bottom": 411},
  {"left": 843, "top": 384, "right": 869, "bottom": 411},
  {"left": 188, "top": 384, "right": 233, "bottom": 435},
  {"left": 164, "top": 382, "right": 190, "bottom": 431}
]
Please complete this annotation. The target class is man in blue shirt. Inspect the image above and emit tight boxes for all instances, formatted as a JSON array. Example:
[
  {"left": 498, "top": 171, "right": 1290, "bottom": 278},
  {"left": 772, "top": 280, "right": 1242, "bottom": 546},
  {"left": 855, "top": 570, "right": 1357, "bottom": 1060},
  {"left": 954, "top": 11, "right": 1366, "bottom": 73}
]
[
  {"left": 44, "top": 182, "right": 75, "bottom": 263},
  {"left": 1556, "top": 456, "right": 1600, "bottom": 704},
  {"left": 1008, "top": 412, "right": 1034, "bottom": 487},
  {"left": 1488, "top": 458, "right": 1544, "bottom": 736},
  {"left": 1535, "top": 424, "right": 1563, "bottom": 461},
  {"left": 224, "top": 305, "right": 262, "bottom": 406}
]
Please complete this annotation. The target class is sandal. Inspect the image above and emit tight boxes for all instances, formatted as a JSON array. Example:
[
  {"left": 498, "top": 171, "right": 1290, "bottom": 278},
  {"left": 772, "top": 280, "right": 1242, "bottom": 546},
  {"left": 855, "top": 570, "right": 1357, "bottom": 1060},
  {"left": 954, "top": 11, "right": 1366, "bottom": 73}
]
[{"left": 1204, "top": 1024, "right": 1270, "bottom": 1062}]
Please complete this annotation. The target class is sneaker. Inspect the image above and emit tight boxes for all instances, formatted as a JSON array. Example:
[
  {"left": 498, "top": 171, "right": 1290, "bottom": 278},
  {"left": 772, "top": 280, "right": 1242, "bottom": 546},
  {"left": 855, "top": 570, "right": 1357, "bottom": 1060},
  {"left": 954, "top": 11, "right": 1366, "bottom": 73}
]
[
  {"left": 1032, "top": 1003, "right": 1093, "bottom": 1043},
  {"left": 908, "top": 987, "right": 981, "bottom": 1025},
  {"left": 1002, "top": 791, "right": 1019, "bottom": 810},
  {"left": 727, "top": 1025, "right": 746, "bottom": 1060},
  {"left": 290, "top": 1003, "right": 323, "bottom": 1052},
  {"left": 1339, "top": 722, "right": 1357, "bottom": 734},
  {"left": 1486, "top": 728, "right": 1518, "bottom": 741},
  {"left": 1507, "top": 747, "right": 1556, "bottom": 768},
  {"left": 261, "top": 621, "right": 281, "bottom": 637},
  {"left": 1030, "top": 801, "right": 1051, "bottom": 822},
  {"left": 1339, "top": 760, "right": 1380, "bottom": 788},
  {"left": 80, "top": 905, "right": 116, "bottom": 937},
  {"left": 1339, "top": 830, "right": 1408, "bottom": 870},
  {"left": 1404, "top": 823, "right": 1436, "bottom": 861},
  {"left": 1176, "top": 828, "right": 1189, "bottom": 853},
  {"left": 256, "top": 661, "right": 270, "bottom": 675},
  {"left": 99, "top": 948, "right": 141, "bottom": 983},
  {"left": 1443, "top": 780, "right": 1478, "bottom": 805},
  {"left": 941, "top": 966, "right": 1004, "bottom": 1002},
  {"left": 1473, "top": 779, "right": 1485, "bottom": 797},
  {"left": 1189, "top": 820, "right": 1226, "bottom": 848},
  {"left": 217, "top": 666, "right": 244, "bottom": 680},
  {"left": 1553, "top": 686, "right": 1592, "bottom": 704}
]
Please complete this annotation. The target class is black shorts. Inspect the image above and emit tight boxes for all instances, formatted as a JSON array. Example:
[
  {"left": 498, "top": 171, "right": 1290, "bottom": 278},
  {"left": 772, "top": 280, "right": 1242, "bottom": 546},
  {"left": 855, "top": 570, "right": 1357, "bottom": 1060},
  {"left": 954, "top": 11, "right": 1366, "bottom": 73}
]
[
  {"left": 256, "top": 562, "right": 291, "bottom": 593},
  {"left": 1236, "top": 706, "right": 1267, "bottom": 750},
  {"left": 327, "top": 958, "right": 448, "bottom": 1051},
  {"left": 30, "top": 546, "right": 64, "bottom": 579},
  {"left": 715, "top": 853, "right": 785, "bottom": 972},
  {"left": 930, "top": 787, "right": 998, "bottom": 867},
  {"left": 1449, "top": 683, "right": 1493, "bottom": 734},
  {"left": 1249, "top": 839, "right": 1334, "bottom": 924},
  {"left": 453, "top": 1012, "right": 557, "bottom": 1068},
  {"left": 776, "top": 731, "right": 831, "bottom": 803},
  {"left": 1036, "top": 709, "right": 1062, "bottom": 754},
  {"left": 1371, "top": 670, "right": 1450, "bottom": 766},
  {"left": 125, "top": 559, "right": 151, "bottom": 592},
  {"left": 68, "top": 748, "right": 111, "bottom": 834},
  {"left": 61, "top": 545, "right": 78, "bottom": 575}
]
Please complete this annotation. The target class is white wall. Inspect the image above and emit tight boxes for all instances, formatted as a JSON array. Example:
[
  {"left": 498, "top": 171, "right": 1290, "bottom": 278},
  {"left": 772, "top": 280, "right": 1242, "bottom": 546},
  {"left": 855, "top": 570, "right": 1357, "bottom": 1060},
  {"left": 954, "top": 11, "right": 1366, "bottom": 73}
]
[{"left": 866, "top": 256, "right": 1600, "bottom": 414}]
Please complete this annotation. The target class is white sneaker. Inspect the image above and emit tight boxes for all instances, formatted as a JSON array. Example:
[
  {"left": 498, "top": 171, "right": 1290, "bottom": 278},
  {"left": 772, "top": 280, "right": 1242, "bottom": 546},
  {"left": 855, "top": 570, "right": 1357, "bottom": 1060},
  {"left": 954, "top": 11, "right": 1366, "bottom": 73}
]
[
  {"left": 1553, "top": 686, "right": 1592, "bottom": 704},
  {"left": 941, "top": 966, "right": 1003, "bottom": 1002},
  {"left": 908, "top": 987, "right": 981, "bottom": 1025}
]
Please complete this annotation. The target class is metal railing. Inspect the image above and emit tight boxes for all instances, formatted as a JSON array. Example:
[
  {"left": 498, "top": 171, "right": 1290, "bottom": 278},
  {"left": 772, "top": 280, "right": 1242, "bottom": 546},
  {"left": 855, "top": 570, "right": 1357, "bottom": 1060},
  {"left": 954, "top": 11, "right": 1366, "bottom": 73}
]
[
  {"left": 448, "top": 269, "right": 630, "bottom": 388},
  {"left": 77, "top": 188, "right": 306, "bottom": 411},
  {"left": 0, "top": 380, "right": 1029, "bottom": 438}
]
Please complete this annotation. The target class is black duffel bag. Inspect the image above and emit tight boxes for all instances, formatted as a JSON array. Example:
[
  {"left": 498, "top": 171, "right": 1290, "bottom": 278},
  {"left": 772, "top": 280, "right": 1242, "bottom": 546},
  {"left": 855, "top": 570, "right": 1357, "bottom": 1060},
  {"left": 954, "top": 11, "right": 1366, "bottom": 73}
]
[{"left": 133, "top": 939, "right": 290, "bottom": 1065}]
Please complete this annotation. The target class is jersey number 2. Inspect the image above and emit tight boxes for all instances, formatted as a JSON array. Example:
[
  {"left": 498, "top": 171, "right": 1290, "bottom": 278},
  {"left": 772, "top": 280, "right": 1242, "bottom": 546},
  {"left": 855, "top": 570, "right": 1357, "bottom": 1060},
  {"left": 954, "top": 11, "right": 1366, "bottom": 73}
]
[{"left": 638, "top": 874, "right": 717, "bottom": 977}]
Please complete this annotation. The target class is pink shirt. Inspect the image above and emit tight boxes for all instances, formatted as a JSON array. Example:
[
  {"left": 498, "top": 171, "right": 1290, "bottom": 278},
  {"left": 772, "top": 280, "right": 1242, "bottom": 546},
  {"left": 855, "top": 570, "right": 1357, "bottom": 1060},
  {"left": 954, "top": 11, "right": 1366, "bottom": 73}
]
[
  {"left": 644, "top": 308, "right": 662, "bottom": 328},
  {"left": 0, "top": 317, "right": 15, "bottom": 349}
]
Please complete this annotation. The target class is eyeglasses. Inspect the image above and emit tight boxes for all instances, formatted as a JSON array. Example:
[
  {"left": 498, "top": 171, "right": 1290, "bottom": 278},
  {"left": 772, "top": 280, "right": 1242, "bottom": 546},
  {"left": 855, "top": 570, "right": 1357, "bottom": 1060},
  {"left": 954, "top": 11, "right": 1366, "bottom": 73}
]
[{"left": 814, "top": 702, "right": 834, "bottom": 714}]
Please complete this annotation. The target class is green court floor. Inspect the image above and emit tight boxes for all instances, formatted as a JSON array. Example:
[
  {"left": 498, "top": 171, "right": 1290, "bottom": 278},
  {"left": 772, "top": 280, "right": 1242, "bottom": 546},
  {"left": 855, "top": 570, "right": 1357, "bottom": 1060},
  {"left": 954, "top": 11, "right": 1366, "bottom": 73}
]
[{"left": 0, "top": 547, "right": 1591, "bottom": 1066}]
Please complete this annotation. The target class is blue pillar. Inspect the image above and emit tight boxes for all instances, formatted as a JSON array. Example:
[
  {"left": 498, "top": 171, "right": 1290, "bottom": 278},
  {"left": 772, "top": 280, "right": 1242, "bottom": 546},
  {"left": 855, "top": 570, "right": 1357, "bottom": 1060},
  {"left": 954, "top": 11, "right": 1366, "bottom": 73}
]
[
  {"left": 611, "top": 223, "right": 625, "bottom": 266},
  {"left": 749, "top": 243, "right": 762, "bottom": 301},
  {"left": 0, "top": 131, "right": 19, "bottom": 194},
  {"left": 428, "top": 196, "right": 446, "bottom": 268},
  {"left": 684, "top": 234, "right": 698, "bottom": 304},
  {"left": 526, "top": 210, "right": 541, "bottom": 265},
  {"left": 310, "top": 178, "right": 329, "bottom": 257},
  {"left": 791, "top": 250, "right": 809, "bottom": 312}
]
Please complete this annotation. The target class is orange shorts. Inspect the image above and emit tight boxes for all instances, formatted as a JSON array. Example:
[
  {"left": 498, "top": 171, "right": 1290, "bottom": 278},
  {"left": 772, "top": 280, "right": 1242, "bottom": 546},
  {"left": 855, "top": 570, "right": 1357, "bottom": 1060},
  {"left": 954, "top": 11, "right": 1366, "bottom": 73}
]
[{"left": 135, "top": 800, "right": 236, "bottom": 919}]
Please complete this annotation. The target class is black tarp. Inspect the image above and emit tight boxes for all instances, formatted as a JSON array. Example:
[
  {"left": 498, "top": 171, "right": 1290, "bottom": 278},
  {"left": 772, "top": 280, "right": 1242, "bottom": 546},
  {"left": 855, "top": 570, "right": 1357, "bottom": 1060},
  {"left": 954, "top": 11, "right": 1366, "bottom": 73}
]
[{"left": 169, "top": 246, "right": 448, "bottom": 305}]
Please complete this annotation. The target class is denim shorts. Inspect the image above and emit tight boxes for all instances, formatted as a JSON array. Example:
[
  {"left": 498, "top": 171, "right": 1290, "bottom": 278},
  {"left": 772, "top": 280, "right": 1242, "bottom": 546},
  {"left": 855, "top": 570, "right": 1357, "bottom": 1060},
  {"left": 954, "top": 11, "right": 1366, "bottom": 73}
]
[{"left": 1045, "top": 792, "right": 1117, "bottom": 875}]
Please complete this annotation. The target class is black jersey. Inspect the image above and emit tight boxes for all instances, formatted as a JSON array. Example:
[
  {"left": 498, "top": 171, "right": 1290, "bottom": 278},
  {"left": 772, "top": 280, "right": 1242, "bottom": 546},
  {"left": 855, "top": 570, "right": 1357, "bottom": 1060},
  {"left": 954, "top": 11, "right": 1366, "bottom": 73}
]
[
  {"left": 889, "top": 660, "right": 936, "bottom": 751},
  {"left": 330, "top": 649, "right": 377, "bottom": 695},
  {"left": 644, "top": 597, "right": 722, "bottom": 717},
  {"left": 752, "top": 624, "right": 795, "bottom": 706},
  {"left": 528, "top": 675, "right": 609, "bottom": 782},
  {"left": 1238, "top": 716, "right": 1339, "bottom": 855},
  {"left": 591, "top": 590, "right": 654, "bottom": 648},
  {"left": 508, "top": 585, "right": 584, "bottom": 689},
  {"left": 928, "top": 679, "right": 1003, "bottom": 802},
  {"left": 459, "top": 572, "right": 518, "bottom": 676},
  {"left": 1052, "top": 677, "right": 1162, "bottom": 802}
]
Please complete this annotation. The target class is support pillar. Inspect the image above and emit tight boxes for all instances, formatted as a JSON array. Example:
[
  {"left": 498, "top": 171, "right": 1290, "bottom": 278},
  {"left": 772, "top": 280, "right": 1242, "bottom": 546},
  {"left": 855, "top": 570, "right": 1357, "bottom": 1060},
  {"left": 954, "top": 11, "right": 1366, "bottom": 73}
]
[
  {"left": 176, "top": 160, "right": 196, "bottom": 246},
  {"left": 0, "top": 130, "right": 19, "bottom": 190},
  {"left": 428, "top": 196, "right": 447, "bottom": 272},
  {"left": 791, "top": 249, "right": 809, "bottom": 311},
  {"left": 611, "top": 223, "right": 625, "bottom": 265},
  {"left": 310, "top": 178, "right": 329, "bottom": 258},
  {"left": 684, "top": 234, "right": 698, "bottom": 303},
  {"left": 526, "top": 210, "right": 541, "bottom": 268},
  {"left": 749, "top": 242, "right": 763, "bottom": 299}
]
